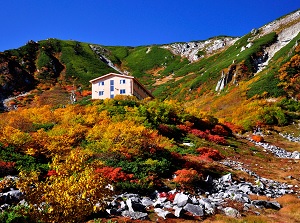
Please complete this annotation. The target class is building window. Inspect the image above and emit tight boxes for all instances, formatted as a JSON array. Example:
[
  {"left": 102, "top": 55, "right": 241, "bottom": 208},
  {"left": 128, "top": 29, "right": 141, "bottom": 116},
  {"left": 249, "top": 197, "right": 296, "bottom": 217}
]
[
  {"left": 120, "top": 89, "right": 126, "bottom": 94},
  {"left": 110, "top": 79, "right": 114, "bottom": 92},
  {"left": 120, "top": 79, "right": 126, "bottom": 84},
  {"left": 110, "top": 94, "right": 114, "bottom": 99},
  {"left": 98, "top": 81, "right": 104, "bottom": 86},
  {"left": 99, "top": 91, "right": 104, "bottom": 96}
]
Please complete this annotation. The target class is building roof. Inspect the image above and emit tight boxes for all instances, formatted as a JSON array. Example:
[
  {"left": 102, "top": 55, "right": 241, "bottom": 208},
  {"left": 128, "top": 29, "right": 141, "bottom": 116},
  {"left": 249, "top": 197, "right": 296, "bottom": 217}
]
[
  {"left": 89, "top": 73, "right": 134, "bottom": 83},
  {"left": 89, "top": 73, "right": 154, "bottom": 98}
]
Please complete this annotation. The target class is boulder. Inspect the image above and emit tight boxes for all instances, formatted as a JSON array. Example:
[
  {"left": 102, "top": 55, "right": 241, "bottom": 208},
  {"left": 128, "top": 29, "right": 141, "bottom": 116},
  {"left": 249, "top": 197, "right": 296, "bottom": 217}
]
[
  {"left": 239, "top": 183, "right": 252, "bottom": 194},
  {"left": 154, "top": 208, "right": 172, "bottom": 219},
  {"left": 220, "top": 173, "right": 232, "bottom": 183},
  {"left": 121, "top": 210, "right": 148, "bottom": 220},
  {"left": 141, "top": 197, "right": 154, "bottom": 207},
  {"left": 183, "top": 203, "right": 204, "bottom": 216},
  {"left": 173, "top": 193, "right": 190, "bottom": 207},
  {"left": 291, "top": 151, "right": 300, "bottom": 159},
  {"left": 199, "top": 198, "right": 215, "bottom": 214},
  {"left": 252, "top": 200, "right": 281, "bottom": 210},
  {"left": 126, "top": 198, "right": 145, "bottom": 212},
  {"left": 223, "top": 207, "right": 241, "bottom": 218},
  {"left": 174, "top": 206, "right": 183, "bottom": 217}
]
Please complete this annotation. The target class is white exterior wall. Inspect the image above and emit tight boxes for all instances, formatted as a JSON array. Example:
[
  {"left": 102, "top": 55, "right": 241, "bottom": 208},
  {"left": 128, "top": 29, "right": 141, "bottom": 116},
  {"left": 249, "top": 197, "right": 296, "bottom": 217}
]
[{"left": 91, "top": 75, "right": 133, "bottom": 99}]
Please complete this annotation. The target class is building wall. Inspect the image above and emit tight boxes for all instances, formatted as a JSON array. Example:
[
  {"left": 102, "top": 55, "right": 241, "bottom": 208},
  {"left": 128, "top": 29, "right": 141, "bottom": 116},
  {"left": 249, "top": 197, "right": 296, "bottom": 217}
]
[
  {"left": 91, "top": 76, "right": 133, "bottom": 99},
  {"left": 132, "top": 81, "right": 152, "bottom": 100}
]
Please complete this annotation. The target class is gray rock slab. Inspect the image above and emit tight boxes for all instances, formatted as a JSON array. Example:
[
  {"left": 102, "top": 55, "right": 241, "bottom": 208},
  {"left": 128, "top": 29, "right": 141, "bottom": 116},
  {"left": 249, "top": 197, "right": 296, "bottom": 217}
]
[{"left": 183, "top": 203, "right": 204, "bottom": 216}]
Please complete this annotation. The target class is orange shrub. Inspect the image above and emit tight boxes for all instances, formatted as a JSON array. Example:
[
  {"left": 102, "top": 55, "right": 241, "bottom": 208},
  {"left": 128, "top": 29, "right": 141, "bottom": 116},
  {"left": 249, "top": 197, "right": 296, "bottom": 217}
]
[
  {"left": 251, "top": 135, "right": 264, "bottom": 142},
  {"left": 173, "top": 168, "right": 200, "bottom": 186}
]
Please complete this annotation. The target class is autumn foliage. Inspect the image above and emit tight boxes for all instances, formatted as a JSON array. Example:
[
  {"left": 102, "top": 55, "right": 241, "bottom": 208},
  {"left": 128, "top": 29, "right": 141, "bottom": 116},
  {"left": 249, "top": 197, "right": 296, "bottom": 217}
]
[
  {"left": 95, "top": 166, "right": 134, "bottom": 182},
  {"left": 251, "top": 135, "right": 264, "bottom": 142},
  {"left": 17, "top": 149, "right": 112, "bottom": 223},
  {"left": 196, "top": 147, "right": 225, "bottom": 161},
  {"left": 173, "top": 168, "right": 200, "bottom": 187},
  {"left": 0, "top": 98, "right": 232, "bottom": 221},
  {"left": 278, "top": 44, "right": 300, "bottom": 100}
]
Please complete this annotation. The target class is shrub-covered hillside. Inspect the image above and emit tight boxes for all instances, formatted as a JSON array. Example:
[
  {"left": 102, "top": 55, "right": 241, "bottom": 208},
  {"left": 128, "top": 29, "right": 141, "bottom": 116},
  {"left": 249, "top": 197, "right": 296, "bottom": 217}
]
[{"left": 0, "top": 97, "right": 235, "bottom": 222}]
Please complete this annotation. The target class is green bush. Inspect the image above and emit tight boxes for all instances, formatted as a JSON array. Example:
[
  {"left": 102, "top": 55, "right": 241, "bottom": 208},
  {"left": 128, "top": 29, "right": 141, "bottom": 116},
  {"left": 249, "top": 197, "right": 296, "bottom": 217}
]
[
  {"left": 0, "top": 145, "right": 49, "bottom": 173},
  {"left": 0, "top": 206, "right": 32, "bottom": 223},
  {"left": 259, "top": 106, "right": 289, "bottom": 126}
]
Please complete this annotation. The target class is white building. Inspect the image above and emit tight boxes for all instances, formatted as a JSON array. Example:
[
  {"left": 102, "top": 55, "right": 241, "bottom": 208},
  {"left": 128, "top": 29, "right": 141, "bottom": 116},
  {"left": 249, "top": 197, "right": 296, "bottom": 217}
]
[{"left": 89, "top": 73, "right": 154, "bottom": 100}]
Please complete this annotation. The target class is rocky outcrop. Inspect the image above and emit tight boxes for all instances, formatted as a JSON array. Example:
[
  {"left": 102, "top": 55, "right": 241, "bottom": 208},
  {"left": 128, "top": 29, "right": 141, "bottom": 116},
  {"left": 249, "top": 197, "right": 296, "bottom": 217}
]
[
  {"left": 254, "top": 10, "right": 300, "bottom": 73},
  {"left": 248, "top": 137, "right": 300, "bottom": 159},
  {"left": 162, "top": 37, "right": 238, "bottom": 62},
  {"left": 215, "top": 65, "right": 237, "bottom": 92},
  {"left": 0, "top": 55, "right": 36, "bottom": 110},
  {"left": 1, "top": 169, "right": 294, "bottom": 221},
  {"left": 104, "top": 169, "right": 293, "bottom": 220},
  {"left": 220, "top": 160, "right": 295, "bottom": 198},
  {"left": 89, "top": 45, "right": 125, "bottom": 74},
  {"left": 279, "top": 132, "right": 300, "bottom": 143},
  {"left": 215, "top": 10, "right": 300, "bottom": 92}
]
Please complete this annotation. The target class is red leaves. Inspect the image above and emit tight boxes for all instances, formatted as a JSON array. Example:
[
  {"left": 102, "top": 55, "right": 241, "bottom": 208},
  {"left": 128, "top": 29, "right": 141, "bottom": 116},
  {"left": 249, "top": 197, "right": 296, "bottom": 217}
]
[
  {"left": 46, "top": 170, "right": 58, "bottom": 177},
  {"left": 196, "top": 147, "right": 224, "bottom": 161},
  {"left": 95, "top": 167, "right": 134, "bottom": 183},
  {"left": 190, "top": 129, "right": 208, "bottom": 138},
  {"left": 177, "top": 123, "right": 228, "bottom": 145},
  {"left": 207, "top": 134, "right": 227, "bottom": 145},
  {"left": 158, "top": 191, "right": 177, "bottom": 202},
  {"left": 211, "top": 124, "right": 230, "bottom": 136}
]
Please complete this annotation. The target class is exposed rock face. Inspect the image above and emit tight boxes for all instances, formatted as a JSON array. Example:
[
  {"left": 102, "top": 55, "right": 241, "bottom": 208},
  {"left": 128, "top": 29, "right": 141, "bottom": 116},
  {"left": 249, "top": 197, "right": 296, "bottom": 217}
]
[
  {"left": 215, "top": 9, "right": 300, "bottom": 92},
  {"left": 89, "top": 45, "right": 125, "bottom": 74},
  {"left": 254, "top": 9, "right": 300, "bottom": 73},
  {"left": 220, "top": 160, "right": 295, "bottom": 198},
  {"left": 215, "top": 65, "right": 237, "bottom": 92},
  {"left": 162, "top": 37, "right": 238, "bottom": 62},
  {"left": 0, "top": 55, "right": 36, "bottom": 110}
]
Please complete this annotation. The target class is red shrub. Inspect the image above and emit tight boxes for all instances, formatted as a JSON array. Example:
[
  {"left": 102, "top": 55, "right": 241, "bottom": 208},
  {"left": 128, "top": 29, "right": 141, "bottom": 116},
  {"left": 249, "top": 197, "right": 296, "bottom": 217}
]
[
  {"left": 81, "top": 90, "right": 92, "bottom": 97},
  {"left": 223, "top": 122, "right": 244, "bottom": 133},
  {"left": 95, "top": 166, "right": 134, "bottom": 182},
  {"left": 158, "top": 191, "right": 178, "bottom": 201},
  {"left": 196, "top": 147, "right": 225, "bottom": 161},
  {"left": 212, "top": 124, "right": 230, "bottom": 136},
  {"left": 177, "top": 124, "right": 191, "bottom": 132},
  {"left": 207, "top": 134, "right": 227, "bottom": 145},
  {"left": 183, "top": 155, "right": 203, "bottom": 170},
  {"left": 190, "top": 129, "right": 208, "bottom": 139}
]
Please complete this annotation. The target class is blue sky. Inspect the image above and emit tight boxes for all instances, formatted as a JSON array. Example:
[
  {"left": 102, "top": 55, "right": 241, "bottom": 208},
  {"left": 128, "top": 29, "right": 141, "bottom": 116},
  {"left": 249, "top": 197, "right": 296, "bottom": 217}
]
[{"left": 1, "top": 1, "right": 299, "bottom": 51}]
